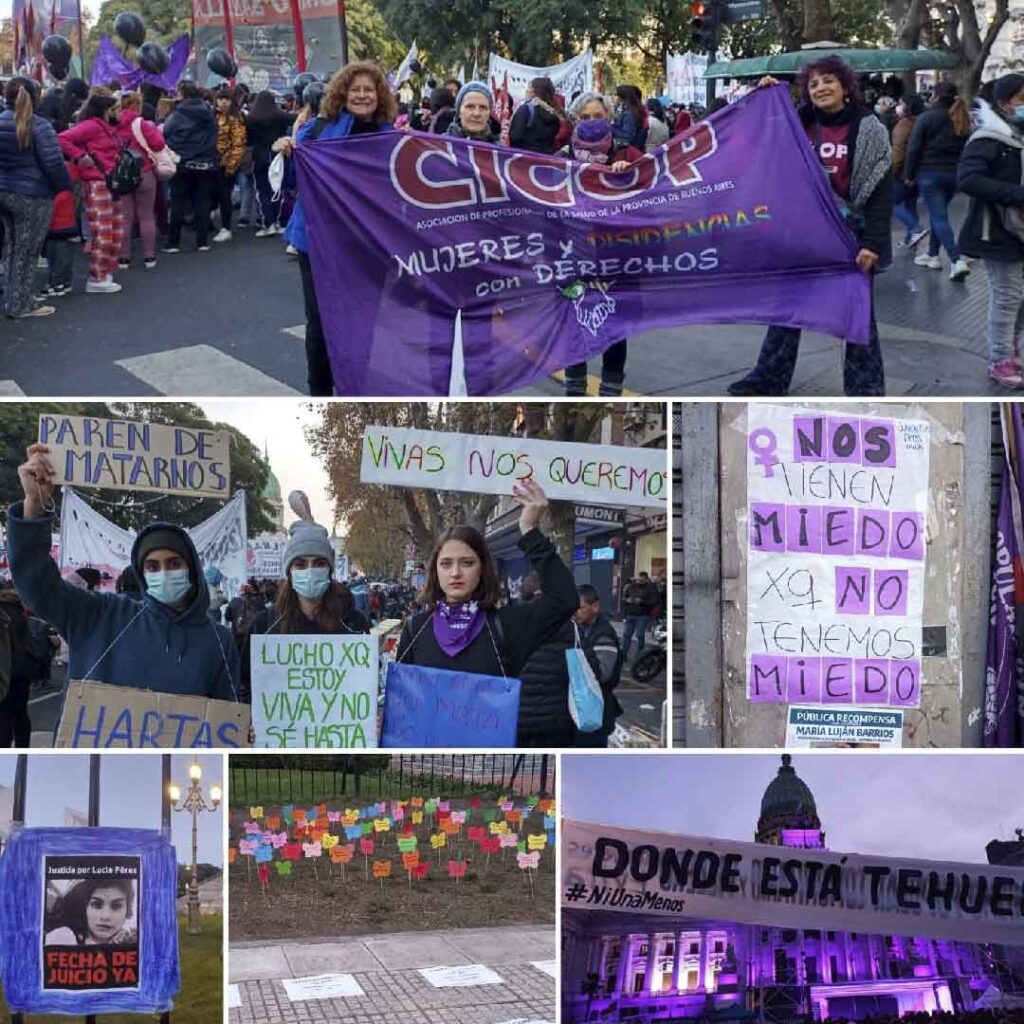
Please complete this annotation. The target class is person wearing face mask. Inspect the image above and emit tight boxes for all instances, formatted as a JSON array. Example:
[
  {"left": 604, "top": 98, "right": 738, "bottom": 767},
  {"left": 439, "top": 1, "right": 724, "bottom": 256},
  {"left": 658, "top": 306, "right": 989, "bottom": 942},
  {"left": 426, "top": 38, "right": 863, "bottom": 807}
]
[
  {"left": 240, "top": 495, "right": 368, "bottom": 703},
  {"left": 957, "top": 74, "right": 1024, "bottom": 388},
  {"left": 395, "top": 481, "right": 579, "bottom": 737},
  {"left": 5, "top": 444, "right": 241, "bottom": 716},
  {"left": 446, "top": 82, "right": 499, "bottom": 143},
  {"left": 559, "top": 92, "right": 643, "bottom": 397},
  {"left": 58, "top": 87, "right": 127, "bottom": 294}
]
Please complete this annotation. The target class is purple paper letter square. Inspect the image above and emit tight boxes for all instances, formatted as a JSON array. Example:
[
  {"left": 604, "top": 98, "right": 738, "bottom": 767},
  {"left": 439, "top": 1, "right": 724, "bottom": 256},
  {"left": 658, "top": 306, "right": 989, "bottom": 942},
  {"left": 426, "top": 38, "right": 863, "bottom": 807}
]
[
  {"left": 857, "top": 509, "right": 890, "bottom": 557},
  {"left": 750, "top": 503, "right": 785, "bottom": 552},
  {"left": 835, "top": 566, "right": 870, "bottom": 615},
  {"left": 859, "top": 418, "right": 897, "bottom": 469},
  {"left": 787, "top": 656, "right": 822, "bottom": 703},
  {"left": 828, "top": 417, "right": 860, "bottom": 464},
  {"left": 874, "top": 569, "right": 909, "bottom": 616},
  {"left": 855, "top": 658, "right": 890, "bottom": 704},
  {"left": 821, "top": 658, "right": 853, "bottom": 704},
  {"left": 823, "top": 506, "right": 855, "bottom": 556},
  {"left": 786, "top": 505, "right": 822, "bottom": 554},
  {"left": 889, "top": 660, "right": 921, "bottom": 707},
  {"left": 792, "top": 416, "right": 825, "bottom": 462},
  {"left": 749, "top": 655, "right": 787, "bottom": 702},
  {"left": 889, "top": 512, "right": 924, "bottom": 561}
]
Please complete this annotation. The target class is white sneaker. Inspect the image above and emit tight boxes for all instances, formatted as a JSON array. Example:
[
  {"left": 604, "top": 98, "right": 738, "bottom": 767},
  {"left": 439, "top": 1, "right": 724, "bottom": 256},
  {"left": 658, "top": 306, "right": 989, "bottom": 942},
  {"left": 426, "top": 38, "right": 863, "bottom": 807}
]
[
  {"left": 85, "top": 278, "right": 122, "bottom": 294},
  {"left": 271, "top": 223, "right": 284, "bottom": 235},
  {"left": 213, "top": 228, "right": 232, "bottom": 243},
  {"left": 913, "top": 254, "right": 941, "bottom": 269},
  {"left": 255, "top": 227, "right": 274, "bottom": 238},
  {"left": 36, "top": 256, "right": 48, "bottom": 269},
  {"left": 949, "top": 259, "right": 971, "bottom": 282}
]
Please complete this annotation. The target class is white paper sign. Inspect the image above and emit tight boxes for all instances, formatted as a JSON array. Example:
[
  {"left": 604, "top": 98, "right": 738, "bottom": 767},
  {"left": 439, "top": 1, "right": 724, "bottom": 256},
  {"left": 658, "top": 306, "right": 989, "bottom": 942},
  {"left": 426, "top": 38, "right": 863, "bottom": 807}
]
[
  {"left": 282, "top": 974, "right": 364, "bottom": 1001},
  {"left": 530, "top": 960, "right": 558, "bottom": 979},
  {"left": 786, "top": 705, "right": 904, "bottom": 748},
  {"left": 666, "top": 52, "right": 709, "bottom": 106},
  {"left": 227, "top": 984, "right": 242, "bottom": 1008},
  {"left": 418, "top": 964, "right": 504, "bottom": 987},
  {"left": 488, "top": 50, "right": 593, "bottom": 101},
  {"left": 360, "top": 426, "right": 666, "bottom": 509},
  {"left": 250, "top": 634, "right": 379, "bottom": 748},
  {"left": 745, "top": 406, "right": 930, "bottom": 709}
]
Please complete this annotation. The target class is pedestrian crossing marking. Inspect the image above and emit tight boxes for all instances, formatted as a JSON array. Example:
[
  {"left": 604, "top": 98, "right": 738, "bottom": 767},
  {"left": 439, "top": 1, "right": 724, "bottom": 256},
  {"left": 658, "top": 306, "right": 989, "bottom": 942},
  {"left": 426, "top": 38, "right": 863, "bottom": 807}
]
[
  {"left": 0, "top": 380, "right": 26, "bottom": 396},
  {"left": 116, "top": 345, "right": 301, "bottom": 396},
  {"left": 282, "top": 324, "right": 305, "bottom": 340}
]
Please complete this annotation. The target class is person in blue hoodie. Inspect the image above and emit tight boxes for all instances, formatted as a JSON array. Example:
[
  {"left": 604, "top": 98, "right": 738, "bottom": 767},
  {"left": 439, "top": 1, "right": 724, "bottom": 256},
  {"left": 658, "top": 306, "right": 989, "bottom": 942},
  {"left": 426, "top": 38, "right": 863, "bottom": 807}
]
[
  {"left": 7, "top": 443, "right": 240, "bottom": 705},
  {"left": 272, "top": 61, "right": 396, "bottom": 397}
]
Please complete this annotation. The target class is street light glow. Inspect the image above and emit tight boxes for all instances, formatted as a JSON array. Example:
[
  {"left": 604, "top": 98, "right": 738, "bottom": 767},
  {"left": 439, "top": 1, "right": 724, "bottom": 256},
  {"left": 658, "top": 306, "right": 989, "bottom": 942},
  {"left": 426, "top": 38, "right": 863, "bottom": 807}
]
[
  {"left": 189, "top": 762, "right": 202, "bottom": 782},
  {"left": 210, "top": 785, "right": 222, "bottom": 805},
  {"left": 168, "top": 783, "right": 181, "bottom": 803}
]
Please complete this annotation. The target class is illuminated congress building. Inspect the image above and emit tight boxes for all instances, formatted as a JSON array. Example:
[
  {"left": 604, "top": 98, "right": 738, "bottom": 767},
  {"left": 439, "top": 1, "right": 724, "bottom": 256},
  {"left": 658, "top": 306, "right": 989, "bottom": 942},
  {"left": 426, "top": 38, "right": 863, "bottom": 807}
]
[{"left": 563, "top": 756, "right": 1020, "bottom": 1022}]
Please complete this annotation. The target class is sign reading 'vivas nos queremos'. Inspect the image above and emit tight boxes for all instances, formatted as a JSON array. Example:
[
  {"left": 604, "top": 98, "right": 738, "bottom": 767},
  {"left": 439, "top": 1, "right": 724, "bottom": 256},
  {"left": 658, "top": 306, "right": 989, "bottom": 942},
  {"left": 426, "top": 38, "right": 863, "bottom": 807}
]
[{"left": 745, "top": 406, "right": 930, "bottom": 708}]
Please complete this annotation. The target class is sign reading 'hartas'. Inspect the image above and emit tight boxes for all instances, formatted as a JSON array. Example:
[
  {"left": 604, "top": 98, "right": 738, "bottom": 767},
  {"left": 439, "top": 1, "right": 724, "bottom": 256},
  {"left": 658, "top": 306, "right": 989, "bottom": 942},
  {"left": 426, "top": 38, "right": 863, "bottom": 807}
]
[{"left": 360, "top": 426, "right": 666, "bottom": 509}]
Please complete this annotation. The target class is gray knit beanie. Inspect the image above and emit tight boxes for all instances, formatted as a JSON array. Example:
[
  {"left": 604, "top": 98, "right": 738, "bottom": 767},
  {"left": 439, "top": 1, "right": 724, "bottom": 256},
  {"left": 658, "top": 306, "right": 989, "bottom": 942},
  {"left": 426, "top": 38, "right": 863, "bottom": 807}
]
[{"left": 282, "top": 490, "right": 334, "bottom": 575}]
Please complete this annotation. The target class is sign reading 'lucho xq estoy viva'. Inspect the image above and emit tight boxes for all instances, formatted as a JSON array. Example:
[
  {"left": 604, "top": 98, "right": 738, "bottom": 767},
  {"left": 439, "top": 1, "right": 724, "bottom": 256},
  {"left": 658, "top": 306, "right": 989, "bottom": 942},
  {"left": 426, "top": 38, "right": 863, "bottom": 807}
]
[
  {"left": 359, "top": 426, "right": 667, "bottom": 509},
  {"left": 745, "top": 406, "right": 930, "bottom": 708},
  {"left": 562, "top": 820, "right": 1024, "bottom": 946}
]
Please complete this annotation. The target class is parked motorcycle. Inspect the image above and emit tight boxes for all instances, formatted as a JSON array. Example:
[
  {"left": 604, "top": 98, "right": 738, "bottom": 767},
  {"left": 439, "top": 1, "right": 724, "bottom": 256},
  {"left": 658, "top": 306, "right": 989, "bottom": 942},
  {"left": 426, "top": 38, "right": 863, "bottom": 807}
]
[{"left": 631, "top": 619, "right": 666, "bottom": 682}]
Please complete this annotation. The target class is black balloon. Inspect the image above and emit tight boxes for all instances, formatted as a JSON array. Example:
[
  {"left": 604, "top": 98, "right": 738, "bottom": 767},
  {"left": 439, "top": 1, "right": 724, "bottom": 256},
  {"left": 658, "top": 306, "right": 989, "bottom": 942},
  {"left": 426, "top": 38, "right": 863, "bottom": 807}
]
[
  {"left": 206, "top": 47, "right": 237, "bottom": 78},
  {"left": 302, "top": 80, "right": 325, "bottom": 109},
  {"left": 113, "top": 11, "right": 146, "bottom": 47},
  {"left": 136, "top": 40, "right": 169, "bottom": 74},
  {"left": 408, "top": 59, "right": 423, "bottom": 75},
  {"left": 49, "top": 61, "right": 69, "bottom": 81},
  {"left": 42, "top": 34, "right": 73, "bottom": 66}
]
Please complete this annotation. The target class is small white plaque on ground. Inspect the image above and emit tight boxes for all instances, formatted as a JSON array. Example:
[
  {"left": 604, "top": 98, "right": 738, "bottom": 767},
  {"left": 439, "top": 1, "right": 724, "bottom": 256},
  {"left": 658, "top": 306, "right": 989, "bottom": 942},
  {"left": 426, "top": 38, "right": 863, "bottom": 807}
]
[
  {"left": 419, "top": 963, "right": 504, "bottom": 988},
  {"left": 282, "top": 973, "right": 365, "bottom": 1002},
  {"left": 531, "top": 960, "right": 558, "bottom": 979},
  {"left": 227, "top": 984, "right": 242, "bottom": 1008},
  {"left": 495, "top": 1019, "right": 555, "bottom": 1024}
]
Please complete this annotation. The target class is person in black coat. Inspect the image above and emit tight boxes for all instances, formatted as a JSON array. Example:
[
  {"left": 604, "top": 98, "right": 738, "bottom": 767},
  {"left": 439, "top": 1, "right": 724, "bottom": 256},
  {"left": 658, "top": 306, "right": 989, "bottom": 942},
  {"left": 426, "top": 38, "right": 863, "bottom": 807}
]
[
  {"left": 163, "top": 81, "right": 220, "bottom": 252},
  {"left": 396, "top": 481, "right": 579, "bottom": 736},
  {"left": 957, "top": 74, "right": 1024, "bottom": 388},
  {"left": 572, "top": 584, "right": 623, "bottom": 747},
  {"left": 509, "top": 77, "right": 566, "bottom": 154},
  {"left": 245, "top": 90, "right": 293, "bottom": 234}
]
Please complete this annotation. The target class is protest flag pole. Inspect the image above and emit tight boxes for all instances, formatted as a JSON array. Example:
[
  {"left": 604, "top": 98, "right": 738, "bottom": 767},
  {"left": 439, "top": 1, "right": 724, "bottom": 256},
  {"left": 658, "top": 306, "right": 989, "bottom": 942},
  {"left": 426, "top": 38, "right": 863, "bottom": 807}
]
[
  {"left": 10, "top": 755, "right": 27, "bottom": 1024},
  {"left": 85, "top": 755, "right": 101, "bottom": 1024}
]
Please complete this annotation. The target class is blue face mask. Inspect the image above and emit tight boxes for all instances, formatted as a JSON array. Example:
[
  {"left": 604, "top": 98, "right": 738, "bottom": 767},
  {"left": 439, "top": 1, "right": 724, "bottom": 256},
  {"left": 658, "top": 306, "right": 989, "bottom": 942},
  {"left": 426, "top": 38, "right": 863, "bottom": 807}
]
[
  {"left": 291, "top": 566, "right": 331, "bottom": 600},
  {"left": 1012, "top": 105, "right": 1024, "bottom": 123},
  {"left": 145, "top": 568, "right": 192, "bottom": 606}
]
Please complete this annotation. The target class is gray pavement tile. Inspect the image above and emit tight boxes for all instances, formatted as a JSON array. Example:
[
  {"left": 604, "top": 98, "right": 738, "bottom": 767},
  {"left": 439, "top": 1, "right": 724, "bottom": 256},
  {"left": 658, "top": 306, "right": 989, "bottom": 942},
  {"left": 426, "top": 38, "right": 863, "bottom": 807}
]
[
  {"left": 230, "top": 944, "right": 292, "bottom": 982},
  {"left": 364, "top": 932, "right": 471, "bottom": 970},
  {"left": 443, "top": 926, "right": 557, "bottom": 962},
  {"left": 283, "top": 942, "right": 383, "bottom": 976}
]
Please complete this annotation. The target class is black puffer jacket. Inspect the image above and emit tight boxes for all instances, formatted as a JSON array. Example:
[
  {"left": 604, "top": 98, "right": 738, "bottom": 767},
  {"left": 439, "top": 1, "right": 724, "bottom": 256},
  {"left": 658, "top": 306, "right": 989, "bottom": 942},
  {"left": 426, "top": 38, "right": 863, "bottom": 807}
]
[
  {"left": 904, "top": 104, "right": 968, "bottom": 178},
  {"left": 163, "top": 98, "right": 219, "bottom": 165},
  {"left": 516, "top": 618, "right": 578, "bottom": 746},
  {"left": 246, "top": 110, "right": 293, "bottom": 165},
  {"left": 509, "top": 100, "right": 562, "bottom": 153},
  {"left": 957, "top": 100, "right": 1024, "bottom": 263},
  {"left": 0, "top": 109, "right": 70, "bottom": 198}
]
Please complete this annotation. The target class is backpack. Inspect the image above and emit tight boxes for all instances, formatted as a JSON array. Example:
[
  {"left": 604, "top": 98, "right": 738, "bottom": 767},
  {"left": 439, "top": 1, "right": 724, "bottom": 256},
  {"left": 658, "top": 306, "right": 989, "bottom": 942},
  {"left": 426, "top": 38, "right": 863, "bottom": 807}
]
[{"left": 86, "top": 122, "right": 143, "bottom": 196}]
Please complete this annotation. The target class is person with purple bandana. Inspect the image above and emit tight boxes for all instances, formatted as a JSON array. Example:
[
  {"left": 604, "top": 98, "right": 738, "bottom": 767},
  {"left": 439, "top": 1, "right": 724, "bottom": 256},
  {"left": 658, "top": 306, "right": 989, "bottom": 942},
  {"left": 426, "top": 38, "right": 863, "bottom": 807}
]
[{"left": 395, "top": 480, "right": 579, "bottom": 732}]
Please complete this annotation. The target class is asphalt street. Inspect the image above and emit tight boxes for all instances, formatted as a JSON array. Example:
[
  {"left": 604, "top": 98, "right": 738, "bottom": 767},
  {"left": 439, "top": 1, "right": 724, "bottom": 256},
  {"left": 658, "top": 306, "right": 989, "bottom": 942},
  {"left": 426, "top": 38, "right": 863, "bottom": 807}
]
[{"left": 0, "top": 197, "right": 989, "bottom": 397}]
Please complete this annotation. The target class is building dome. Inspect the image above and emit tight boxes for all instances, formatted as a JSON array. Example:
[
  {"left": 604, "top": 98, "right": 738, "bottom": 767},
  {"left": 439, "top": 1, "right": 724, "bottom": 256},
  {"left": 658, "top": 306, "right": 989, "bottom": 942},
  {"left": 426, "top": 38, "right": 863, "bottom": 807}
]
[
  {"left": 756, "top": 754, "right": 821, "bottom": 842},
  {"left": 263, "top": 467, "right": 282, "bottom": 503}
]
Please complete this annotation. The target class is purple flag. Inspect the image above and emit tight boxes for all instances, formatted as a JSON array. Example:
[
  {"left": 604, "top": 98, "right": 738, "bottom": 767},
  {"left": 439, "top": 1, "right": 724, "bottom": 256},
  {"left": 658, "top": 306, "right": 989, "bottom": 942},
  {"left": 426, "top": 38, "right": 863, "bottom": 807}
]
[
  {"left": 296, "top": 85, "right": 872, "bottom": 397},
  {"left": 90, "top": 34, "right": 189, "bottom": 92},
  {"left": 985, "top": 405, "right": 1024, "bottom": 747}
]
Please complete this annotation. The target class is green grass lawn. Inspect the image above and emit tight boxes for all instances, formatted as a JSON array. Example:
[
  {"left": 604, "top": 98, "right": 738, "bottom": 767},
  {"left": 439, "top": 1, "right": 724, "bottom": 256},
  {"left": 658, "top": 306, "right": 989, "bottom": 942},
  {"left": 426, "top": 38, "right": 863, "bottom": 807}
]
[{"left": 1, "top": 913, "right": 223, "bottom": 1024}]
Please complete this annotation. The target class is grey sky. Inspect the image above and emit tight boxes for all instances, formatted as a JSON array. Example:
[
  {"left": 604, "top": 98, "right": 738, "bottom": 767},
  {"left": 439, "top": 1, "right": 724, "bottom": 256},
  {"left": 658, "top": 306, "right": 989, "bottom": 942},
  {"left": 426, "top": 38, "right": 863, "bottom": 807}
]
[
  {"left": 0, "top": 753, "right": 223, "bottom": 866},
  {"left": 562, "top": 753, "right": 1024, "bottom": 865},
  {"left": 200, "top": 400, "right": 336, "bottom": 530}
]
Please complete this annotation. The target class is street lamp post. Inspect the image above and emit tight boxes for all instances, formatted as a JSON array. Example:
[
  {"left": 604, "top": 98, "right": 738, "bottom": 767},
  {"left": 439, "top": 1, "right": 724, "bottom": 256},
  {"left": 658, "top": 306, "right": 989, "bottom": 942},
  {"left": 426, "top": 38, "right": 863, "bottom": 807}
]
[{"left": 168, "top": 761, "right": 222, "bottom": 936}]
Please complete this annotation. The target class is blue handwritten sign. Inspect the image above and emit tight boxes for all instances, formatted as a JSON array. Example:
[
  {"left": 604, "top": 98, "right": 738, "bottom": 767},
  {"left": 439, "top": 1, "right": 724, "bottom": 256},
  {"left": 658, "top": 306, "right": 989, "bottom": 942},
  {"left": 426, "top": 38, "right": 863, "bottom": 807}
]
[
  {"left": 0, "top": 828, "right": 180, "bottom": 1014},
  {"left": 381, "top": 663, "right": 521, "bottom": 747},
  {"left": 55, "top": 682, "right": 249, "bottom": 748}
]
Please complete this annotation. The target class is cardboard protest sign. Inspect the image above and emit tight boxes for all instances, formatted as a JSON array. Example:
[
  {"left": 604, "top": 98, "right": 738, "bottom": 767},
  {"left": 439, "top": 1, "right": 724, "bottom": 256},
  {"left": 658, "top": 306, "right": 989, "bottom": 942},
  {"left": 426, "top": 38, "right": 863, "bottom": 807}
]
[
  {"left": 361, "top": 425, "right": 666, "bottom": 509},
  {"left": 250, "top": 634, "right": 379, "bottom": 748},
  {"left": 381, "top": 663, "right": 521, "bottom": 747},
  {"left": 745, "top": 407, "right": 930, "bottom": 708},
  {"left": 0, "top": 828, "right": 179, "bottom": 1014},
  {"left": 39, "top": 414, "right": 230, "bottom": 499},
  {"left": 55, "top": 682, "right": 251, "bottom": 748}
]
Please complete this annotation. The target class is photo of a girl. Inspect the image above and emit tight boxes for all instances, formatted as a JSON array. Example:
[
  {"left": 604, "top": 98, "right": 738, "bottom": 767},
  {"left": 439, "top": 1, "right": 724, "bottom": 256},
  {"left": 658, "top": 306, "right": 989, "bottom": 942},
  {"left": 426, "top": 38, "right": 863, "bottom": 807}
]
[{"left": 45, "top": 875, "right": 138, "bottom": 947}]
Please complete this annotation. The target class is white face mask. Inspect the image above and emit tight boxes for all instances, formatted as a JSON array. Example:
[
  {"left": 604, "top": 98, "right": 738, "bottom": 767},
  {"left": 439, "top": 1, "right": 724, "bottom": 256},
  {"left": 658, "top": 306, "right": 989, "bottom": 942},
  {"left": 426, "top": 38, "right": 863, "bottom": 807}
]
[
  {"left": 291, "top": 566, "right": 330, "bottom": 600},
  {"left": 145, "top": 568, "right": 191, "bottom": 606}
]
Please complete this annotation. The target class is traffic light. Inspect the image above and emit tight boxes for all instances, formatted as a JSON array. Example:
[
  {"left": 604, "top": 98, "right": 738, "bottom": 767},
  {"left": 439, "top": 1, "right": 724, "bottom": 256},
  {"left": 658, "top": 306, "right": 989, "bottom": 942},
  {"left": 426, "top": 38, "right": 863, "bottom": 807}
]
[{"left": 690, "top": 0, "right": 720, "bottom": 53}]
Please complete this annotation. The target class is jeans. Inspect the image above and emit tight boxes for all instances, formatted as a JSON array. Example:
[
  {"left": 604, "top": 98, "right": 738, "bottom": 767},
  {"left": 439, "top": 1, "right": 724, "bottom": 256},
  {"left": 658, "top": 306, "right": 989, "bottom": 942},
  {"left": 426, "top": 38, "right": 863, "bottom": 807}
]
[
  {"left": 298, "top": 251, "right": 335, "bottom": 395},
  {"left": 168, "top": 168, "right": 216, "bottom": 248},
  {"left": 984, "top": 260, "right": 1024, "bottom": 367},
  {"left": 45, "top": 236, "right": 74, "bottom": 287},
  {"left": 891, "top": 180, "right": 920, "bottom": 240},
  {"left": 919, "top": 170, "right": 960, "bottom": 260},
  {"left": 621, "top": 614, "right": 648, "bottom": 660}
]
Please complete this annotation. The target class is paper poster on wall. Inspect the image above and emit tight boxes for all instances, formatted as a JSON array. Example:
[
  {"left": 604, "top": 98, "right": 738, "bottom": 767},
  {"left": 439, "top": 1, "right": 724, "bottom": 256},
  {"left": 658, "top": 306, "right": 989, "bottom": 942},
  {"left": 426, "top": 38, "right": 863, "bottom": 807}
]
[
  {"left": 785, "top": 705, "right": 904, "bottom": 748},
  {"left": 39, "top": 415, "right": 230, "bottom": 499},
  {"left": 0, "top": 828, "right": 179, "bottom": 1014},
  {"left": 43, "top": 856, "right": 141, "bottom": 991},
  {"left": 360, "top": 426, "right": 666, "bottom": 509},
  {"left": 745, "top": 406, "right": 930, "bottom": 708},
  {"left": 250, "top": 634, "right": 380, "bottom": 748}
]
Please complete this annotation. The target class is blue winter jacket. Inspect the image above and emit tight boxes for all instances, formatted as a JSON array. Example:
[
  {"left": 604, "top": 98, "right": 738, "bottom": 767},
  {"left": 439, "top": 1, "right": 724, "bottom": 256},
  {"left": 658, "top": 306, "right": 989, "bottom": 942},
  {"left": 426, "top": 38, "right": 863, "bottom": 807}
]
[
  {"left": 284, "top": 112, "right": 394, "bottom": 254},
  {"left": 6, "top": 504, "right": 241, "bottom": 703},
  {"left": 0, "top": 109, "right": 71, "bottom": 199}
]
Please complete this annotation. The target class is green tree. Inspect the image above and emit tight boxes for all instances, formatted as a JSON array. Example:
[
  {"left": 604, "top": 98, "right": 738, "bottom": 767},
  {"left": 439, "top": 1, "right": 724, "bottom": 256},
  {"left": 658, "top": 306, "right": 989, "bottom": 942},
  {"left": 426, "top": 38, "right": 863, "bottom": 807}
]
[{"left": 346, "top": 0, "right": 408, "bottom": 68}]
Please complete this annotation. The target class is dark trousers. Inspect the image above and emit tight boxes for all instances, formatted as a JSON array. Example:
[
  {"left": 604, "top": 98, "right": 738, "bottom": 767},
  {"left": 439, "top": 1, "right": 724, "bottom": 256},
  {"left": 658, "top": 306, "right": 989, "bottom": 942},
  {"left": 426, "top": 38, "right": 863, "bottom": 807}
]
[
  {"left": 565, "top": 339, "right": 628, "bottom": 393},
  {"left": 254, "top": 161, "right": 279, "bottom": 228},
  {"left": 45, "top": 236, "right": 74, "bottom": 287},
  {"left": 168, "top": 168, "right": 216, "bottom": 248},
  {"left": 0, "top": 677, "right": 31, "bottom": 748},
  {"left": 298, "top": 251, "right": 335, "bottom": 396},
  {"left": 217, "top": 172, "right": 237, "bottom": 231}
]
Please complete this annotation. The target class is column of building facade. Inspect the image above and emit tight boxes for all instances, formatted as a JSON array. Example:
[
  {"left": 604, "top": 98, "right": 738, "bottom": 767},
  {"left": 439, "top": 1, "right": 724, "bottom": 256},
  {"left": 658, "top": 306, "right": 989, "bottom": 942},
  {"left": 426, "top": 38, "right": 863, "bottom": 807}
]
[
  {"left": 842, "top": 930, "right": 854, "bottom": 980},
  {"left": 614, "top": 934, "right": 632, "bottom": 996},
  {"left": 643, "top": 931, "right": 660, "bottom": 993},
  {"left": 671, "top": 927, "right": 684, "bottom": 993},
  {"left": 695, "top": 927, "right": 707, "bottom": 992},
  {"left": 598, "top": 937, "right": 610, "bottom": 992}
]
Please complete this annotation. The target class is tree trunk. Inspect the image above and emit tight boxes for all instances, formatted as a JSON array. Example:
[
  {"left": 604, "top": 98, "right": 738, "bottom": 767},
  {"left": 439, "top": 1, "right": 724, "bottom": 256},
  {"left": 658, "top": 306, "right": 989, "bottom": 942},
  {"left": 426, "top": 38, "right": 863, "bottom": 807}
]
[
  {"left": 768, "top": 0, "right": 803, "bottom": 51},
  {"left": 802, "top": 0, "right": 838, "bottom": 43},
  {"left": 891, "top": 0, "right": 928, "bottom": 93}
]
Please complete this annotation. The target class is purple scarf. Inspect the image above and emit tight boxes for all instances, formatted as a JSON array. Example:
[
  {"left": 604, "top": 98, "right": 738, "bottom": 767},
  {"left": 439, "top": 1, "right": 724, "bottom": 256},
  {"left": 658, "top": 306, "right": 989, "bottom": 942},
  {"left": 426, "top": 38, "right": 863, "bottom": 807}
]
[
  {"left": 571, "top": 118, "right": 612, "bottom": 164},
  {"left": 432, "top": 600, "right": 487, "bottom": 656}
]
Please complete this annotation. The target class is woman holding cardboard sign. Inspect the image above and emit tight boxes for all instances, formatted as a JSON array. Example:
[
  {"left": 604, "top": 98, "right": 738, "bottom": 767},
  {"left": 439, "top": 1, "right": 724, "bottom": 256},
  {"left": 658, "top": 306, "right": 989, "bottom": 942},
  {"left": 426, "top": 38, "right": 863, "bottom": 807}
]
[
  {"left": 240, "top": 491, "right": 369, "bottom": 702},
  {"left": 6, "top": 444, "right": 241, "bottom": 721},
  {"left": 394, "top": 479, "right": 578, "bottom": 744}
]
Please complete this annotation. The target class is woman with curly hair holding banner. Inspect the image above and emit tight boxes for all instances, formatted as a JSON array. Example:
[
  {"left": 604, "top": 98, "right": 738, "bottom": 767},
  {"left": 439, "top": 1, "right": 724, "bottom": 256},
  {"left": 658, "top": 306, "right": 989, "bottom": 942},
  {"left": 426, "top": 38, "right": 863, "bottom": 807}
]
[
  {"left": 728, "top": 55, "right": 892, "bottom": 397},
  {"left": 274, "top": 62, "right": 397, "bottom": 397}
]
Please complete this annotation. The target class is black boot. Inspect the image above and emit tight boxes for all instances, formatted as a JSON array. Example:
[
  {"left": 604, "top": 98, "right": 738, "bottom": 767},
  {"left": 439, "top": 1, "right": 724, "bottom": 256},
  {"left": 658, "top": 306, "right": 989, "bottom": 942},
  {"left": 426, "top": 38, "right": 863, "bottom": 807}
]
[
  {"left": 599, "top": 370, "right": 625, "bottom": 397},
  {"left": 563, "top": 369, "right": 588, "bottom": 397}
]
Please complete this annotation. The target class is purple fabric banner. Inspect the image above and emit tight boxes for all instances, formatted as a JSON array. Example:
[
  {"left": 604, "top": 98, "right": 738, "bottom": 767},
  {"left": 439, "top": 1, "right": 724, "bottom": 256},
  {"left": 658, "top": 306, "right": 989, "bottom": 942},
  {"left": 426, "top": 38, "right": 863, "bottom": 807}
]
[
  {"left": 296, "top": 85, "right": 872, "bottom": 397},
  {"left": 90, "top": 35, "right": 190, "bottom": 92},
  {"left": 985, "top": 405, "right": 1024, "bottom": 748}
]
